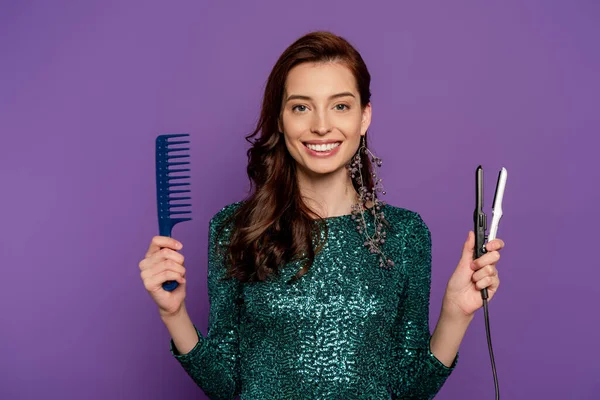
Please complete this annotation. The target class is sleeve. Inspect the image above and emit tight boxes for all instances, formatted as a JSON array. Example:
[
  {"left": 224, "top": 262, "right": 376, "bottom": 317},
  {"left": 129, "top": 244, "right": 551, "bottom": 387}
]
[
  {"left": 388, "top": 212, "right": 458, "bottom": 400},
  {"left": 169, "top": 213, "right": 242, "bottom": 400}
]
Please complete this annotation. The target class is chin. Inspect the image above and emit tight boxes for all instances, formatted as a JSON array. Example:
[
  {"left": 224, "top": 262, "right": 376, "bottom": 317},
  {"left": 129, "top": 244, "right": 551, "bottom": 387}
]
[{"left": 300, "top": 160, "right": 348, "bottom": 177}]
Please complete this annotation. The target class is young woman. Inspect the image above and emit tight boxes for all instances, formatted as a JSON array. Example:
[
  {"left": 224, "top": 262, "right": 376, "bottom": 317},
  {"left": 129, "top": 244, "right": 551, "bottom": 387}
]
[{"left": 139, "top": 31, "right": 504, "bottom": 399}]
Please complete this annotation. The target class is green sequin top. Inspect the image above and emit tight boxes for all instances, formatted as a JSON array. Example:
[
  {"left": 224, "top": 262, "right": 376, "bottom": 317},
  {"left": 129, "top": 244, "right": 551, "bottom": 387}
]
[{"left": 170, "top": 202, "right": 458, "bottom": 399}]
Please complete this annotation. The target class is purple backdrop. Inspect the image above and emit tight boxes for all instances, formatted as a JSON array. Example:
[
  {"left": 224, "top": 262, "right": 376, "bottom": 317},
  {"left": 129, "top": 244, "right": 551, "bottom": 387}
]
[{"left": 1, "top": 1, "right": 598, "bottom": 399}]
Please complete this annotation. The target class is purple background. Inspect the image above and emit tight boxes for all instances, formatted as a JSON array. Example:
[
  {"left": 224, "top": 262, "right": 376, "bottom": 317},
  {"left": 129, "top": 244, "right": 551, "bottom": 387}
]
[{"left": 1, "top": 1, "right": 598, "bottom": 399}]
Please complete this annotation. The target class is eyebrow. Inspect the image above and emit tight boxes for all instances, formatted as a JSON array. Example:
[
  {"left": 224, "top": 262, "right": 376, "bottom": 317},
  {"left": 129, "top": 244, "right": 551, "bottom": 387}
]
[{"left": 285, "top": 92, "right": 356, "bottom": 103}]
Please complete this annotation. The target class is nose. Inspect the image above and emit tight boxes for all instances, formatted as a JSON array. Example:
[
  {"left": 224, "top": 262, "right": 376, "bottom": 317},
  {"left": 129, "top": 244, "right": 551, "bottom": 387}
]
[{"left": 310, "top": 111, "right": 332, "bottom": 136}]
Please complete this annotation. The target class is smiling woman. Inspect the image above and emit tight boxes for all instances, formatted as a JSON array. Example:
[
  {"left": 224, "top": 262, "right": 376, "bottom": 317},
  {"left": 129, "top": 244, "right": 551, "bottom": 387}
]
[
  {"left": 232, "top": 33, "right": 378, "bottom": 283},
  {"left": 139, "top": 30, "right": 505, "bottom": 400}
]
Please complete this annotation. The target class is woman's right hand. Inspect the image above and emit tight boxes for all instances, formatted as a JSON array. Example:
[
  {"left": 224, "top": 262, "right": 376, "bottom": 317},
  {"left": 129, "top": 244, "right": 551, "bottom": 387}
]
[{"left": 139, "top": 236, "right": 187, "bottom": 318}]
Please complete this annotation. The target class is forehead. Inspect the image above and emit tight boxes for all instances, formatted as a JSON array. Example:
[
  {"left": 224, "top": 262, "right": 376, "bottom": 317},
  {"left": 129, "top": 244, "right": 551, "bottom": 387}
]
[{"left": 285, "top": 62, "right": 358, "bottom": 96}]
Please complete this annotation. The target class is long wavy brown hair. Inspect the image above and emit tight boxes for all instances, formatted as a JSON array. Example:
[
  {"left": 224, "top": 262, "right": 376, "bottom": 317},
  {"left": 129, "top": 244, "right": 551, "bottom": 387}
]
[{"left": 221, "top": 31, "right": 376, "bottom": 284}]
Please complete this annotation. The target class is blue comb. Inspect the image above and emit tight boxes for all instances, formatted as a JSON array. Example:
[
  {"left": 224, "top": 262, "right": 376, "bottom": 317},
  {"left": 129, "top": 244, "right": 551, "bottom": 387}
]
[{"left": 155, "top": 133, "right": 192, "bottom": 291}]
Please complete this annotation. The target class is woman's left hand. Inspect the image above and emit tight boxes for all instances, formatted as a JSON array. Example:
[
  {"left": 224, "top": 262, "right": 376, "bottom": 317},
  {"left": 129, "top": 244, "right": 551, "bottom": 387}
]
[{"left": 442, "top": 231, "right": 505, "bottom": 319}]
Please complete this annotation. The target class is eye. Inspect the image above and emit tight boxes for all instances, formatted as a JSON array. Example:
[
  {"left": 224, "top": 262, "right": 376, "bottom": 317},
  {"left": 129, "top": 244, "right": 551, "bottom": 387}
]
[
  {"left": 335, "top": 104, "right": 349, "bottom": 111},
  {"left": 292, "top": 105, "right": 308, "bottom": 113}
]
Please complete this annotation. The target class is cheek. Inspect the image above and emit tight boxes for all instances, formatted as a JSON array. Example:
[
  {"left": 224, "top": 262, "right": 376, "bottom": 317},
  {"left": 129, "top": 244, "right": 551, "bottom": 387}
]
[
  {"left": 281, "top": 113, "right": 305, "bottom": 138},
  {"left": 282, "top": 129, "right": 303, "bottom": 149},
  {"left": 336, "top": 113, "right": 363, "bottom": 135}
]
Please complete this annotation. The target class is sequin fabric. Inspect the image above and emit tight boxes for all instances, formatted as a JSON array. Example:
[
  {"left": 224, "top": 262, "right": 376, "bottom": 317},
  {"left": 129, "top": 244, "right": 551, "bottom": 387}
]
[{"left": 170, "top": 202, "right": 458, "bottom": 399}]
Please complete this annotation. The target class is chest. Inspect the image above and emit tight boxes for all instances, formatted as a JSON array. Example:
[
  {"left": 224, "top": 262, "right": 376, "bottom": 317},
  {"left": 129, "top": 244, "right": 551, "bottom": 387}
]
[{"left": 240, "top": 244, "right": 407, "bottom": 334}]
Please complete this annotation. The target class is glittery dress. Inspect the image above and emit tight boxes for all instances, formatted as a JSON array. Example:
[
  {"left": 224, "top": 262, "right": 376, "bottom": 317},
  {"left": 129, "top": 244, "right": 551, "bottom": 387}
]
[{"left": 170, "top": 202, "right": 458, "bottom": 399}]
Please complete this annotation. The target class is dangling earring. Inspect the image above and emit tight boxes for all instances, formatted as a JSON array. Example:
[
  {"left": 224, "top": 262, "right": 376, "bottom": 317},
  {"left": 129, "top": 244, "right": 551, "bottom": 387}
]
[{"left": 347, "top": 135, "right": 394, "bottom": 268}]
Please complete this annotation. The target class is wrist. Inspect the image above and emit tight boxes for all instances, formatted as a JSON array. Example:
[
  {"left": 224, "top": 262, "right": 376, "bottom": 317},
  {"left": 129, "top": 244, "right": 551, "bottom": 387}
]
[
  {"left": 159, "top": 302, "right": 188, "bottom": 322},
  {"left": 441, "top": 299, "right": 474, "bottom": 325}
]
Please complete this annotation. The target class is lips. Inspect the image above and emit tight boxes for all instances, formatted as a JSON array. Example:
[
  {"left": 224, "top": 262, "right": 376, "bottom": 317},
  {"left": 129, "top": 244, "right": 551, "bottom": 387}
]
[
  {"left": 302, "top": 141, "right": 342, "bottom": 157},
  {"left": 304, "top": 142, "right": 341, "bottom": 152}
]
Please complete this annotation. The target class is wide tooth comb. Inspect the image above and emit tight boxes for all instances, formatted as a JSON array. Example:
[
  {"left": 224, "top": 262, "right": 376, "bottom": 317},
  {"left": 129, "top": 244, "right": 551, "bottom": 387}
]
[{"left": 155, "top": 133, "right": 193, "bottom": 291}]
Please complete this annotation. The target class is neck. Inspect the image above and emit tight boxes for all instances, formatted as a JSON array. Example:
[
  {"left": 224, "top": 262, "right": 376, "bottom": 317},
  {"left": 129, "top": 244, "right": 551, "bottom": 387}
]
[{"left": 296, "top": 166, "right": 358, "bottom": 219}]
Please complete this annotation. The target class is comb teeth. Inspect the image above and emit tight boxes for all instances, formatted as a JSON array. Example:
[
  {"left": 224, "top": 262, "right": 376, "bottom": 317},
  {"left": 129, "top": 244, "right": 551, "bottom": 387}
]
[
  {"left": 167, "top": 161, "right": 190, "bottom": 166},
  {"left": 167, "top": 154, "right": 190, "bottom": 159},
  {"left": 167, "top": 182, "right": 190, "bottom": 188},
  {"left": 159, "top": 133, "right": 188, "bottom": 139},
  {"left": 156, "top": 134, "right": 193, "bottom": 232},
  {"left": 166, "top": 140, "right": 190, "bottom": 146},
  {"left": 169, "top": 203, "right": 192, "bottom": 208},
  {"left": 169, "top": 210, "right": 192, "bottom": 216}
]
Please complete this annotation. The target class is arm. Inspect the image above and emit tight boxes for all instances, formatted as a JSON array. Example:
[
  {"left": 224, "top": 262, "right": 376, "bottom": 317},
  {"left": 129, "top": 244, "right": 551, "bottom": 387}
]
[
  {"left": 389, "top": 213, "right": 458, "bottom": 400},
  {"left": 162, "top": 303, "right": 199, "bottom": 356},
  {"left": 430, "top": 307, "right": 472, "bottom": 367},
  {"left": 168, "top": 213, "right": 242, "bottom": 400}
]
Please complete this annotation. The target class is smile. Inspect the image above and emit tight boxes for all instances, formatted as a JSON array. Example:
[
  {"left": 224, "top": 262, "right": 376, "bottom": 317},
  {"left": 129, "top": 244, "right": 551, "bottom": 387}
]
[
  {"left": 302, "top": 141, "right": 342, "bottom": 158},
  {"left": 303, "top": 142, "right": 341, "bottom": 152}
]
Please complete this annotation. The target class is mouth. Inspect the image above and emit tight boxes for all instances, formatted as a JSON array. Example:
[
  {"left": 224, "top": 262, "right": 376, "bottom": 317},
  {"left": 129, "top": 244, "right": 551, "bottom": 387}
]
[{"left": 303, "top": 141, "right": 342, "bottom": 152}]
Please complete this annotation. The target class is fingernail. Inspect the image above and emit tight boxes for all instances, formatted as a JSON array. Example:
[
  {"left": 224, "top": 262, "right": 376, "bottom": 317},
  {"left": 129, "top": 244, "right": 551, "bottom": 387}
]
[{"left": 470, "top": 262, "right": 476, "bottom": 270}]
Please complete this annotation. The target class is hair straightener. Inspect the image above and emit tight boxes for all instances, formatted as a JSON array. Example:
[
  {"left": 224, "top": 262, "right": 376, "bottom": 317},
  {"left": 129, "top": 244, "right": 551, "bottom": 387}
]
[
  {"left": 474, "top": 165, "right": 507, "bottom": 400},
  {"left": 155, "top": 133, "right": 193, "bottom": 292}
]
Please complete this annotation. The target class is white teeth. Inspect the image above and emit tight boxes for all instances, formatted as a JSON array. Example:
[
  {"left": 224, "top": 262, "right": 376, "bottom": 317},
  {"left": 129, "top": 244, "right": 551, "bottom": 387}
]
[{"left": 305, "top": 142, "right": 340, "bottom": 152}]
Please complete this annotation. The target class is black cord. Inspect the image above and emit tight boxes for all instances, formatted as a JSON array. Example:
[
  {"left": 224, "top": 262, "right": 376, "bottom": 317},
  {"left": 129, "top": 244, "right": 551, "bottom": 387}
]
[{"left": 482, "top": 297, "right": 499, "bottom": 400}]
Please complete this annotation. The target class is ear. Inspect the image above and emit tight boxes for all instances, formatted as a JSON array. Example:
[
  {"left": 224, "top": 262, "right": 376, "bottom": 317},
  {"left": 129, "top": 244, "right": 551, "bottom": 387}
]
[{"left": 360, "top": 103, "right": 372, "bottom": 136}]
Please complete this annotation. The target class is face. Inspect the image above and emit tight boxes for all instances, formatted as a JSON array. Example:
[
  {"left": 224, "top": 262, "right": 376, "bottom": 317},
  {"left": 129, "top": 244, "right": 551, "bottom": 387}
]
[{"left": 279, "top": 62, "right": 371, "bottom": 177}]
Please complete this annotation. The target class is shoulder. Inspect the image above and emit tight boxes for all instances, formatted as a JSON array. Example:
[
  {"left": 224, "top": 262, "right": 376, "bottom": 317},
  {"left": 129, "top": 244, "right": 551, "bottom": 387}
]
[
  {"left": 209, "top": 200, "right": 245, "bottom": 227},
  {"left": 383, "top": 204, "right": 432, "bottom": 276},
  {"left": 207, "top": 201, "right": 245, "bottom": 244},
  {"left": 382, "top": 203, "right": 431, "bottom": 240},
  {"left": 382, "top": 204, "right": 432, "bottom": 261}
]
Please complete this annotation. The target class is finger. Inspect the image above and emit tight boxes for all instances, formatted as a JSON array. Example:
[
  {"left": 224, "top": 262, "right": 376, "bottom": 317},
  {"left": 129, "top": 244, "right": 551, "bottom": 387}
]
[
  {"left": 478, "top": 276, "right": 500, "bottom": 293},
  {"left": 484, "top": 278, "right": 500, "bottom": 301},
  {"left": 140, "top": 259, "right": 187, "bottom": 282},
  {"left": 139, "top": 248, "right": 185, "bottom": 271},
  {"left": 146, "top": 236, "right": 182, "bottom": 257},
  {"left": 472, "top": 264, "right": 497, "bottom": 282},
  {"left": 475, "top": 275, "right": 496, "bottom": 290},
  {"left": 149, "top": 248, "right": 185, "bottom": 266},
  {"left": 144, "top": 270, "right": 186, "bottom": 291},
  {"left": 151, "top": 259, "right": 187, "bottom": 277},
  {"left": 471, "top": 250, "right": 500, "bottom": 270},
  {"left": 486, "top": 238, "right": 505, "bottom": 252},
  {"left": 461, "top": 231, "right": 475, "bottom": 260}
]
